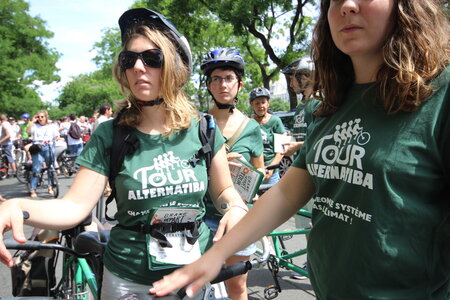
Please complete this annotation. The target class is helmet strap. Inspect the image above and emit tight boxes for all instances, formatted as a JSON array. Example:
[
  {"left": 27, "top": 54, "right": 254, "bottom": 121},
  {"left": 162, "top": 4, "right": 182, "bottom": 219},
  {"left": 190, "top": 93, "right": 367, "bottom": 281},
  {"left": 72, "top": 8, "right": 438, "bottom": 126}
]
[{"left": 208, "top": 80, "right": 241, "bottom": 114}]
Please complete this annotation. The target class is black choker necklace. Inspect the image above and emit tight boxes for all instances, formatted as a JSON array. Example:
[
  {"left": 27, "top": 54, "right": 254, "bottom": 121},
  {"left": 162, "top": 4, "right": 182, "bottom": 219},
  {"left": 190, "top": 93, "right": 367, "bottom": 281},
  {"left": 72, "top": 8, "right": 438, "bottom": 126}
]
[{"left": 135, "top": 98, "right": 164, "bottom": 107}]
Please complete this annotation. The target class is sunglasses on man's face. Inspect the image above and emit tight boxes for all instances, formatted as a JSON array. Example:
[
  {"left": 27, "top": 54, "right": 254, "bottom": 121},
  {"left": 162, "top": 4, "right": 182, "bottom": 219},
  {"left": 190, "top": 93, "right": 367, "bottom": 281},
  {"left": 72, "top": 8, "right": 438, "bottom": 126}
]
[{"left": 118, "top": 49, "right": 164, "bottom": 70}]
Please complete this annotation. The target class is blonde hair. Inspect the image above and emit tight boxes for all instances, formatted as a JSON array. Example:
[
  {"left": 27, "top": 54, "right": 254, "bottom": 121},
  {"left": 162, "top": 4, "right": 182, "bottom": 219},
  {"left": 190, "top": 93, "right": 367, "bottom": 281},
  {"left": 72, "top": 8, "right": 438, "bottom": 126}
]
[
  {"left": 312, "top": 0, "right": 450, "bottom": 117},
  {"left": 113, "top": 25, "right": 198, "bottom": 135},
  {"left": 37, "top": 110, "right": 49, "bottom": 124}
]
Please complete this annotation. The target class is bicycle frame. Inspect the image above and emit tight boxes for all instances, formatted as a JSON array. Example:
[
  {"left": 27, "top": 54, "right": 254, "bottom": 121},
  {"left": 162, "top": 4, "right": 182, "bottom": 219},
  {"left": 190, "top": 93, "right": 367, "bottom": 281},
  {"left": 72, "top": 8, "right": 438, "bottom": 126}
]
[
  {"left": 5, "top": 232, "right": 102, "bottom": 300},
  {"left": 254, "top": 208, "right": 312, "bottom": 299}
]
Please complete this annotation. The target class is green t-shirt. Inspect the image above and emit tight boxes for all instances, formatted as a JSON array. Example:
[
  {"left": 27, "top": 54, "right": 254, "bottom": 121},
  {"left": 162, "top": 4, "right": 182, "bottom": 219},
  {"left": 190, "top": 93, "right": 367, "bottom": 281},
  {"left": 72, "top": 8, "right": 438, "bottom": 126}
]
[
  {"left": 291, "top": 98, "right": 321, "bottom": 159},
  {"left": 206, "top": 118, "right": 264, "bottom": 218},
  {"left": 77, "top": 117, "right": 225, "bottom": 284},
  {"left": 293, "top": 68, "right": 450, "bottom": 299},
  {"left": 259, "top": 115, "right": 285, "bottom": 166}
]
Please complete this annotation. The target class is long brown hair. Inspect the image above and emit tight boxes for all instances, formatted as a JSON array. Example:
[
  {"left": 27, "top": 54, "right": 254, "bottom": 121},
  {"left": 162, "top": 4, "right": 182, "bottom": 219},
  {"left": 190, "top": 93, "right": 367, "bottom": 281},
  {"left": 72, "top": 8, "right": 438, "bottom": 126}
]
[
  {"left": 312, "top": 0, "right": 450, "bottom": 117},
  {"left": 113, "top": 25, "right": 198, "bottom": 135}
]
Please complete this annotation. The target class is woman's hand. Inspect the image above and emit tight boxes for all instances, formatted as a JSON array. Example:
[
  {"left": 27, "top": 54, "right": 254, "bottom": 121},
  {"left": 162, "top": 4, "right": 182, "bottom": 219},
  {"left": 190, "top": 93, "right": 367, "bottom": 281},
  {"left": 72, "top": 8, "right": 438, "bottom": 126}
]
[
  {"left": 282, "top": 141, "right": 304, "bottom": 157},
  {"left": 213, "top": 204, "right": 248, "bottom": 242},
  {"left": 0, "top": 199, "right": 28, "bottom": 267},
  {"left": 226, "top": 152, "right": 242, "bottom": 168},
  {"left": 150, "top": 248, "right": 224, "bottom": 298},
  {"left": 264, "top": 168, "right": 274, "bottom": 181}
]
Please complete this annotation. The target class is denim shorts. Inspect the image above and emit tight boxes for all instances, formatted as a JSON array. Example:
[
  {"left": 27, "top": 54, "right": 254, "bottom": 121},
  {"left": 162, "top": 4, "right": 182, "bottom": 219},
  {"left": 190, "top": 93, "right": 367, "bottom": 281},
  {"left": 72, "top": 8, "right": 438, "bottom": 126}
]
[
  {"left": 1, "top": 144, "right": 14, "bottom": 163},
  {"left": 204, "top": 216, "right": 256, "bottom": 257}
]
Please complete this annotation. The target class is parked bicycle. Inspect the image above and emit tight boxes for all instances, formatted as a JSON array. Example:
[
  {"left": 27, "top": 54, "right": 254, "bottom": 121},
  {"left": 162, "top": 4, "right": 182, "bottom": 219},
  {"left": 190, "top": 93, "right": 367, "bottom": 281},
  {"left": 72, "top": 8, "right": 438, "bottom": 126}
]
[
  {"left": 5, "top": 224, "right": 269, "bottom": 300},
  {"left": 4, "top": 217, "right": 106, "bottom": 300}
]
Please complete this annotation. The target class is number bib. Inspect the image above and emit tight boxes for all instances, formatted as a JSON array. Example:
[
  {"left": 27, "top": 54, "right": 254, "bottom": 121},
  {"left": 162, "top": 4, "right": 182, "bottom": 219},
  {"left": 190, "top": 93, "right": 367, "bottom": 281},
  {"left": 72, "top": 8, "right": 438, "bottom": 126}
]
[{"left": 147, "top": 208, "right": 202, "bottom": 270}]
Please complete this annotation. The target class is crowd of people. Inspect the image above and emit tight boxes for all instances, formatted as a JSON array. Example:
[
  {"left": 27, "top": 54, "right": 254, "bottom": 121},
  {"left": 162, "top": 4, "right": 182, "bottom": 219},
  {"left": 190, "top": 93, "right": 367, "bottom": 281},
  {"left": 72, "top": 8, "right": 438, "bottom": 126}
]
[
  {"left": 0, "top": 106, "right": 113, "bottom": 199},
  {"left": 0, "top": 0, "right": 449, "bottom": 299}
]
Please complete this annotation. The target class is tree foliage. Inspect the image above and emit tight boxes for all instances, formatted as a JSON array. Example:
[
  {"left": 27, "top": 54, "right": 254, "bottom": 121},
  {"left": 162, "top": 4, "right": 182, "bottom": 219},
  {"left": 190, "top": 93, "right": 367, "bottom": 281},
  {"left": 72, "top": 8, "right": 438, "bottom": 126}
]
[
  {"left": 142, "top": 0, "right": 315, "bottom": 110},
  {"left": 0, "top": 0, "right": 60, "bottom": 118},
  {"left": 55, "top": 71, "right": 122, "bottom": 118}
]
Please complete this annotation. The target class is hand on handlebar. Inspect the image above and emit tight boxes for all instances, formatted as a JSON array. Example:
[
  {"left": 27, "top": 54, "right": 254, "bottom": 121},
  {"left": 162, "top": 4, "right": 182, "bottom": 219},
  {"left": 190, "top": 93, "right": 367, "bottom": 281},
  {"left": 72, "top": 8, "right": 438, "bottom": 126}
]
[
  {"left": 0, "top": 199, "right": 28, "bottom": 267},
  {"left": 150, "top": 250, "right": 224, "bottom": 298}
]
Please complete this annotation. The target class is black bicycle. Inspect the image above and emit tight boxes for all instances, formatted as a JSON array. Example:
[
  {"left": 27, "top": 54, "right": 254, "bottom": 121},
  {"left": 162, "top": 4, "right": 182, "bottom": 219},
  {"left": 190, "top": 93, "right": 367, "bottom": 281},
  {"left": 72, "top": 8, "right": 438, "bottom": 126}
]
[
  {"left": 18, "top": 143, "right": 59, "bottom": 198},
  {"left": 0, "top": 147, "right": 9, "bottom": 180},
  {"left": 57, "top": 149, "right": 79, "bottom": 178}
]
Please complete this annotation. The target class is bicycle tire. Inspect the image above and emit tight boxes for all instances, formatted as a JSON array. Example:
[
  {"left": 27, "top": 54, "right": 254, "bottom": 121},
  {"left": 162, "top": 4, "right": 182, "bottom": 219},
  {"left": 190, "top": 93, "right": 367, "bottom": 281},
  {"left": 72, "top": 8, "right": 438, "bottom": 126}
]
[
  {"left": 50, "top": 170, "right": 59, "bottom": 198},
  {"left": 16, "top": 164, "right": 29, "bottom": 184},
  {"left": 0, "top": 156, "right": 8, "bottom": 180},
  {"left": 58, "top": 150, "right": 74, "bottom": 178}
]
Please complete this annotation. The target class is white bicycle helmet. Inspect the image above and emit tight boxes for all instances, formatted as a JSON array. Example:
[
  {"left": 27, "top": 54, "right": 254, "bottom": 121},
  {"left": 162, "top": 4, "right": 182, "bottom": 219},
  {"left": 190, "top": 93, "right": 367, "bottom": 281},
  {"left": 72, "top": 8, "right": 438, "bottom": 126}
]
[{"left": 281, "top": 56, "right": 314, "bottom": 76}]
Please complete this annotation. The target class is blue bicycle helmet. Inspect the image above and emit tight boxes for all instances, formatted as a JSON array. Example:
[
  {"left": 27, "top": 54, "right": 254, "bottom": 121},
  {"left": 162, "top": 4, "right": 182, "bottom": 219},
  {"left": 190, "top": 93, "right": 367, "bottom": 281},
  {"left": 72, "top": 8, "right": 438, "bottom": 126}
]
[
  {"left": 249, "top": 87, "right": 271, "bottom": 104},
  {"left": 118, "top": 8, "right": 192, "bottom": 72},
  {"left": 201, "top": 47, "right": 245, "bottom": 77},
  {"left": 21, "top": 113, "right": 30, "bottom": 119}
]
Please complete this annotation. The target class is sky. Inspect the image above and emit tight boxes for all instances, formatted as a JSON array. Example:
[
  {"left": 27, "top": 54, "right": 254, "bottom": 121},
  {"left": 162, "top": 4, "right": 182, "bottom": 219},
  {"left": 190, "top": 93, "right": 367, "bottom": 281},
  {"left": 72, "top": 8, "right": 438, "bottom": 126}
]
[{"left": 28, "top": 0, "right": 136, "bottom": 103}]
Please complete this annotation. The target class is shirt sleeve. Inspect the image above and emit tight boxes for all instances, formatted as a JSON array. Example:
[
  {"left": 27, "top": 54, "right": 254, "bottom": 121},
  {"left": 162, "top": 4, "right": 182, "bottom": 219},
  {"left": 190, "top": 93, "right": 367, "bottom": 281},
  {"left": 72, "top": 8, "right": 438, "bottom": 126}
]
[{"left": 76, "top": 120, "right": 113, "bottom": 176}]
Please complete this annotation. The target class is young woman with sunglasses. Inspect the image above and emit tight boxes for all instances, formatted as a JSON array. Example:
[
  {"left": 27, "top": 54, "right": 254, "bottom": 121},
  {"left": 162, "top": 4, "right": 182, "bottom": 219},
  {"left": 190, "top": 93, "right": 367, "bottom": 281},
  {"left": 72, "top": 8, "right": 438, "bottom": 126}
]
[
  {"left": 27, "top": 110, "right": 60, "bottom": 198},
  {"left": 0, "top": 8, "right": 247, "bottom": 299},
  {"left": 151, "top": 0, "right": 450, "bottom": 299}
]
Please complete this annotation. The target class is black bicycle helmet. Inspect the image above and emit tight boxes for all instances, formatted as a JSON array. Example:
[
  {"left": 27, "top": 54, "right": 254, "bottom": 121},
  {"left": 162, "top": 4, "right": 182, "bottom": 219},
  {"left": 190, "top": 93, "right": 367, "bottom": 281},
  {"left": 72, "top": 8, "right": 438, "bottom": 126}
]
[
  {"left": 281, "top": 56, "right": 314, "bottom": 76},
  {"left": 249, "top": 87, "right": 271, "bottom": 104},
  {"left": 201, "top": 47, "right": 245, "bottom": 77},
  {"left": 118, "top": 8, "right": 192, "bottom": 72}
]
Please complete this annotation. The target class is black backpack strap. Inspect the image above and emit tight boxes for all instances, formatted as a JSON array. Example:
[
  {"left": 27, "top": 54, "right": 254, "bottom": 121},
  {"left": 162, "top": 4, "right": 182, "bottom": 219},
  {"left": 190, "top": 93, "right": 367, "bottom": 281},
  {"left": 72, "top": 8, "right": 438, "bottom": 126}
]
[
  {"left": 105, "top": 114, "right": 140, "bottom": 221},
  {"left": 188, "top": 113, "right": 216, "bottom": 175}
]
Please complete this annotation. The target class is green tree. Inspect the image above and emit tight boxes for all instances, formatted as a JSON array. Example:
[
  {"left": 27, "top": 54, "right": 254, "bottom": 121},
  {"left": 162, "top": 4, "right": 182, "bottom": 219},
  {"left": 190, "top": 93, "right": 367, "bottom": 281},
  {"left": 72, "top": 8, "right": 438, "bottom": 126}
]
[
  {"left": 55, "top": 71, "right": 122, "bottom": 118},
  {"left": 0, "top": 0, "right": 60, "bottom": 117},
  {"left": 143, "top": 0, "right": 315, "bottom": 110}
]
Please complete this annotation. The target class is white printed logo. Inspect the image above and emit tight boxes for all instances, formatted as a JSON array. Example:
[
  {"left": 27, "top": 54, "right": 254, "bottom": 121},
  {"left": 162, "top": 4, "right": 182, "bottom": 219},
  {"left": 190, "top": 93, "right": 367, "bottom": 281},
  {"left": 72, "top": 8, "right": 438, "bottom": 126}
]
[
  {"left": 307, "top": 118, "right": 373, "bottom": 190},
  {"left": 128, "top": 151, "right": 206, "bottom": 201}
]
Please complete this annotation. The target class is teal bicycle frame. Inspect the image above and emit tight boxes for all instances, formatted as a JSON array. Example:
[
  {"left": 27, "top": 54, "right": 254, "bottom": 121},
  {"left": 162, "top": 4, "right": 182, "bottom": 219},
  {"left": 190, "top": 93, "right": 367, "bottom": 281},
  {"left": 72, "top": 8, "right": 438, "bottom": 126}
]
[
  {"left": 56, "top": 255, "right": 98, "bottom": 300},
  {"left": 257, "top": 209, "right": 312, "bottom": 278}
]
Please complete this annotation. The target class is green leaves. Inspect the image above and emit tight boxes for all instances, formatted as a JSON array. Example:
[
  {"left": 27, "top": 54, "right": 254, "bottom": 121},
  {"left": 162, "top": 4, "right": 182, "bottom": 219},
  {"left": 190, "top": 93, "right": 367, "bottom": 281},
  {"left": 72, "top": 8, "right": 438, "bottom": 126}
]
[{"left": 0, "top": 0, "right": 60, "bottom": 117}]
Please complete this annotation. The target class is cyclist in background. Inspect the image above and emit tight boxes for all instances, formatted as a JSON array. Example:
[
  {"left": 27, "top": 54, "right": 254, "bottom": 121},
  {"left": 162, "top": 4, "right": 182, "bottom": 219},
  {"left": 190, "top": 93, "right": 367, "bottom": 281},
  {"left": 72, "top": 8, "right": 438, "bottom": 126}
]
[
  {"left": 201, "top": 47, "right": 264, "bottom": 300},
  {"left": 19, "top": 113, "right": 33, "bottom": 163},
  {"left": 151, "top": 0, "right": 450, "bottom": 299},
  {"left": 249, "top": 87, "right": 285, "bottom": 185},
  {"left": 279, "top": 56, "right": 321, "bottom": 280},
  {"left": 0, "top": 114, "right": 17, "bottom": 177},
  {"left": 27, "top": 110, "right": 60, "bottom": 198},
  {"left": 281, "top": 56, "right": 320, "bottom": 159},
  {"left": 0, "top": 8, "right": 246, "bottom": 299}
]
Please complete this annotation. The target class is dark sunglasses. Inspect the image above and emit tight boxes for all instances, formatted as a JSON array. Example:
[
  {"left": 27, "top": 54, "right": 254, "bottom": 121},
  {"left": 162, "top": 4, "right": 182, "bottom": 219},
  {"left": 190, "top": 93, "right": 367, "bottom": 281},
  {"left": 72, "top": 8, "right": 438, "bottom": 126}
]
[{"left": 118, "top": 49, "right": 164, "bottom": 70}]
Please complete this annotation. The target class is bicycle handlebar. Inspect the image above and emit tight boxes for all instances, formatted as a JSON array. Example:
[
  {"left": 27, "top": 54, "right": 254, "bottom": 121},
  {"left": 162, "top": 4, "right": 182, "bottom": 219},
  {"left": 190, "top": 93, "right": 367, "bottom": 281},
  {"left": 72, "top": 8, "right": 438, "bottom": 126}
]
[
  {"left": 4, "top": 238, "right": 91, "bottom": 258},
  {"left": 119, "top": 237, "right": 271, "bottom": 300}
]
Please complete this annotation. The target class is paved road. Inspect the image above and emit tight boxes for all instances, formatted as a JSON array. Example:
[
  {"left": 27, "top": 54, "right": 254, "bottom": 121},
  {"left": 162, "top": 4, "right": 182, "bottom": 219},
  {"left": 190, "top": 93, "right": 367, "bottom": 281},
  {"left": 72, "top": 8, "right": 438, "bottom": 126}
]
[{"left": 0, "top": 174, "right": 315, "bottom": 299}]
